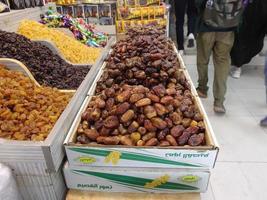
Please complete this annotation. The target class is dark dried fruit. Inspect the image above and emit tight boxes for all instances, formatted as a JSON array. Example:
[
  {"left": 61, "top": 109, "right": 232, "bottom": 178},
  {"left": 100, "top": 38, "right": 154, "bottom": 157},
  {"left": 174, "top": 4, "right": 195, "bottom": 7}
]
[
  {"left": 104, "top": 116, "right": 119, "bottom": 129},
  {"left": 170, "top": 125, "right": 185, "bottom": 138},
  {"left": 84, "top": 129, "right": 99, "bottom": 141},
  {"left": 116, "top": 102, "right": 130, "bottom": 115}
]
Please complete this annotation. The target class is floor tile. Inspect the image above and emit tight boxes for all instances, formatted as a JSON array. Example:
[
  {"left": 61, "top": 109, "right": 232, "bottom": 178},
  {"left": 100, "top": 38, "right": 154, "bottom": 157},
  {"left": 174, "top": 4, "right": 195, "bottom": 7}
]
[
  {"left": 200, "top": 183, "right": 215, "bottom": 200},
  {"left": 236, "top": 89, "right": 267, "bottom": 115},
  {"left": 211, "top": 162, "right": 267, "bottom": 200},
  {"left": 238, "top": 163, "right": 267, "bottom": 200},
  {"left": 208, "top": 115, "right": 267, "bottom": 162}
]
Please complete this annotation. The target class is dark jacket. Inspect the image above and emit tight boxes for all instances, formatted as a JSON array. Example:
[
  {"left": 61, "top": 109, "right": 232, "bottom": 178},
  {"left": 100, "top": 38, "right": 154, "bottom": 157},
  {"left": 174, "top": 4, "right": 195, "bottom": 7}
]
[
  {"left": 195, "top": 0, "right": 237, "bottom": 33},
  {"left": 231, "top": 0, "right": 267, "bottom": 67}
]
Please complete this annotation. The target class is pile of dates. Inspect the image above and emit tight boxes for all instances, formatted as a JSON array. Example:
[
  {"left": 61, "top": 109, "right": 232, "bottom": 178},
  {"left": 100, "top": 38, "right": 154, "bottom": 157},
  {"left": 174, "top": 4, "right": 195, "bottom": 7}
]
[
  {"left": 76, "top": 84, "right": 205, "bottom": 146},
  {"left": 76, "top": 26, "right": 206, "bottom": 147},
  {"left": 97, "top": 26, "right": 184, "bottom": 90}
]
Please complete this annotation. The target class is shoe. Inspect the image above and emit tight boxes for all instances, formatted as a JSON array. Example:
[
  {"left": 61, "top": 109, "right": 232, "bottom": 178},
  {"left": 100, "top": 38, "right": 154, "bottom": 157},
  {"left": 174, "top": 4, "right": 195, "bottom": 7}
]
[
  {"left": 213, "top": 104, "right": 226, "bottom": 114},
  {"left": 178, "top": 50, "right": 185, "bottom": 56},
  {"left": 196, "top": 89, "right": 207, "bottom": 98},
  {"left": 187, "top": 33, "right": 195, "bottom": 48},
  {"left": 260, "top": 116, "right": 267, "bottom": 127},
  {"left": 230, "top": 66, "right": 242, "bottom": 79}
]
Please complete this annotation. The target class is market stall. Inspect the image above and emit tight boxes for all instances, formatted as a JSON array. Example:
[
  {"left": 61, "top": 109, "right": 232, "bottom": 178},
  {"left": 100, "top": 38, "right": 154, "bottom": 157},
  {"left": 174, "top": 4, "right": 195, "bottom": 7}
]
[{"left": 0, "top": 1, "right": 218, "bottom": 199}]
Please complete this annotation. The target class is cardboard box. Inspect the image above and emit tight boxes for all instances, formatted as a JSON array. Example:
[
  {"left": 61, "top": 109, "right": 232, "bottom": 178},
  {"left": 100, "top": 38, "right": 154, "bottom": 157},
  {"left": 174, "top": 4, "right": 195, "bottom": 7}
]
[
  {"left": 64, "top": 43, "right": 219, "bottom": 170},
  {"left": 64, "top": 94, "right": 218, "bottom": 170},
  {"left": 63, "top": 162, "right": 210, "bottom": 193}
]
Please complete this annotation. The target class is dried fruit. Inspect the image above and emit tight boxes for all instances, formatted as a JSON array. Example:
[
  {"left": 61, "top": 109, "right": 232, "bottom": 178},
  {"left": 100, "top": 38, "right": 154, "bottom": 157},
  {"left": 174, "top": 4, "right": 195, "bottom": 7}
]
[
  {"left": 146, "top": 92, "right": 160, "bottom": 102},
  {"left": 131, "top": 132, "right": 141, "bottom": 142},
  {"left": 128, "top": 121, "right": 139, "bottom": 133},
  {"left": 116, "top": 102, "right": 130, "bottom": 115},
  {"left": 154, "top": 103, "right": 167, "bottom": 116},
  {"left": 142, "top": 132, "right": 156, "bottom": 142},
  {"left": 188, "top": 133, "right": 205, "bottom": 146},
  {"left": 170, "top": 125, "right": 184, "bottom": 138},
  {"left": 144, "top": 106, "right": 157, "bottom": 119},
  {"left": 151, "top": 118, "right": 167, "bottom": 130},
  {"left": 135, "top": 98, "right": 151, "bottom": 107},
  {"left": 145, "top": 138, "right": 158, "bottom": 146},
  {"left": 121, "top": 110, "right": 135, "bottom": 123},
  {"left": 84, "top": 129, "right": 99, "bottom": 141},
  {"left": 103, "top": 136, "right": 120, "bottom": 145},
  {"left": 18, "top": 20, "right": 101, "bottom": 64},
  {"left": 0, "top": 66, "right": 71, "bottom": 141},
  {"left": 120, "top": 135, "right": 134, "bottom": 146},
  {"left": 130, "top": 93, "right": 145, "bottom": 103},
  {"left": 166, "top": 135, "right": 178, "bottom": 146},
  {"left": 104, "top": 116, "right": 119, "bottom": 129}
]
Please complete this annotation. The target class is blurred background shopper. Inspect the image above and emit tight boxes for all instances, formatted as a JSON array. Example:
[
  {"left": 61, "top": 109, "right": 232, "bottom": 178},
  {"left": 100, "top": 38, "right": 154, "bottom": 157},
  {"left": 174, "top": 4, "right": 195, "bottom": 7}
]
[
  {"left": 195, "top": 0, "right": 244, "bottom": 113},
  {"left": 174, "top": 0, "right": 197, "bottom": 55},
  {"left": 230, "top": 0, "right": 267, "bottom": 78}
]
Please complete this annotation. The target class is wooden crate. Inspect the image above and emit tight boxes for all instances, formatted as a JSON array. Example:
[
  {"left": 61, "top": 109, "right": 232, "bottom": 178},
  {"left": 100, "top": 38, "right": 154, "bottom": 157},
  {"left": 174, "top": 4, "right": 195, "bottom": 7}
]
[{"left": 66, "top": 190, "right": 201, "bottom": 200}]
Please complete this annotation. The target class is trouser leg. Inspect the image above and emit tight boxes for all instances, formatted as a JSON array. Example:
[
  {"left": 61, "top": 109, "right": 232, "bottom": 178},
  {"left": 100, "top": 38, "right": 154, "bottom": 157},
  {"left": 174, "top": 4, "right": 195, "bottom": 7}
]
[
  {"left": 174, "top": 0, "right": 186, "bottom": 50},
  {"left": 187, "top": 0, "right": 197, "bottom": 35},
  {"left": 213, "top": 32, "right": 235, "bottom": 106},
  {"left": 196, "top": 32, "right": 215, "bottom": 94}
]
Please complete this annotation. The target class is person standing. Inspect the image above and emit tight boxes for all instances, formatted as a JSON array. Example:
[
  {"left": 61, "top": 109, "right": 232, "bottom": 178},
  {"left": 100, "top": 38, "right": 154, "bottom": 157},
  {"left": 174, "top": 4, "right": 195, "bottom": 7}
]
[
  {"left": 174, "top": 0, "right": 197, "bottom": 55},
  {"left": 195, "top": 0, "right": 244, "bottom": 113},
  {"left": 260, "top": 55, "right": 267, "bottom": 126},
  {"left": 230, "top": 0, "right": 267, "bottom": 79}
]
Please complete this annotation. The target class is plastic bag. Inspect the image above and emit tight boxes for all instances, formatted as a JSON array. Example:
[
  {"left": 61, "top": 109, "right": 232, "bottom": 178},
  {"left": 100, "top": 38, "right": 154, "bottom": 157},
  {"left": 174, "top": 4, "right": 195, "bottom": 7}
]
[{"left": 0, "top": 163, "right": 22, "bottom": 200}]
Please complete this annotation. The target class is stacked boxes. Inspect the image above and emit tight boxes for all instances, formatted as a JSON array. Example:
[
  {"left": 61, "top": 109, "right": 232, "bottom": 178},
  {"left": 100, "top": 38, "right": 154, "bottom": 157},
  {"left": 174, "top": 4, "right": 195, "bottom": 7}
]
[
  {"left": 116, "top": 0, "right": 167, "bottom": 33},
  {"left": 56, "top": 1, "right": 116, "bottom": 25},
  {"left": 63, "top": 43, "right": 219, "bottom": 193}
]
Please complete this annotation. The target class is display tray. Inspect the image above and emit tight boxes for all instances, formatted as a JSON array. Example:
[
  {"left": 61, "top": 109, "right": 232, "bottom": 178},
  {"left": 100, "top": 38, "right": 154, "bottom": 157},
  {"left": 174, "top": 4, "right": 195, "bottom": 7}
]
[
  {"left": 35, "top": 39, "right": 96, "bottom": 66},
  {"left": 63, "top": 162, "right": 210, "bottom": 193},
  {"left": 0, "top": 37, "right": 116, "bottom": 173},
  {"left": 0, "top": 58, "right": 75, "bottom": 93},
  {"left": 64, "top": 42, "right": 218, "bottom": 169}
]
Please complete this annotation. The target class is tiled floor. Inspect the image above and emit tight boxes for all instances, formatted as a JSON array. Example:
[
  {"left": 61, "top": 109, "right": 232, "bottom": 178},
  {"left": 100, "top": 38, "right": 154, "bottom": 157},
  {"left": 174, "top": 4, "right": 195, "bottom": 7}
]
[{"left": 183, "top": 55, "right": 267, "bottom": 200}]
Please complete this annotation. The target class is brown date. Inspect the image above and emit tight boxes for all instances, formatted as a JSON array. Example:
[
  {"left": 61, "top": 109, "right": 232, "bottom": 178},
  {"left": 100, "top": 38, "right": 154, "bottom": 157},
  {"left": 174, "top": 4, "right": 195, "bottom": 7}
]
[
  {"left": 116, "top": 102, "right": 130, "bottom": 115},
  {"left": 144, "top": 105, "right": 157, "bottom": 119},
  {"left": 170, "top": 125, "right": 184, "bottom": 138},
  {"left": 166, "top": 135, "right": 178, "bottom": 146},
  {"left": 188, "top": 133, "right": 205, "bottom": 146},
  {"left": 151, "top": 117, "right": 167, "bottom": 130},
  {"left": 135, "top": 98, "right": 151, "bottom": 107},
  {"left": 170, "top": 112, "right": 182, "bottom": 125},
  {"left": 144, "top": 120, "right": 157, "bottom": 132},
  {"left": 154, "top": 103, "right": 167, "bottom": 116},
  {"left": 145, "top": 138, "right": 159, "bottom": 146},
  {"left": 146, "top": 92, "right": 160, "bottom": 102},
  {"left": 84, "top": 129, "right": 99, "bottom": 141},
  {"left": 104, "top": 116, "right": 119, "bottom": 129},
  {"left": 130, "top": 93, "right": 145, "bottom": 103},
  {"left": 121, "top": 110, "right": 135, "bottom": 123}
]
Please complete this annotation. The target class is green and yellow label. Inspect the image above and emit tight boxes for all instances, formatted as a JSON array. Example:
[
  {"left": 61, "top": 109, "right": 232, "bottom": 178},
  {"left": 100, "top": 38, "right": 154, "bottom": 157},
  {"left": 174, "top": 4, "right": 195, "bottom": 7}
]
[
  {"left": 76, "top": 156, "right": 96, "bottom": 164},
  {"left": 181, "top": 175, "right": 200, "bottom": 183}
]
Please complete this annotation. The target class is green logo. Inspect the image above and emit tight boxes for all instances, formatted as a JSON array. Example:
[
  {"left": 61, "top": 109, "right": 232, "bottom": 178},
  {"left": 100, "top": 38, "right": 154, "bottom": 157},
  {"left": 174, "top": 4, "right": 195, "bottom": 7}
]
[
  {"left": 180, "top": 175, "right": 200, "bottom": 183},
  {"left": 76, "top": 156, "right": 96, "bottom": 164}
]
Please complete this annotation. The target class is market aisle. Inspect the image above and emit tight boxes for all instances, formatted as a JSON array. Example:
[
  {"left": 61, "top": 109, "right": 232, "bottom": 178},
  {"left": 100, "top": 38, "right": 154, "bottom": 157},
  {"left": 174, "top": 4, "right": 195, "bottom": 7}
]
[{"left": 184, "top": 55, "right": 267, "bottom": 200}]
